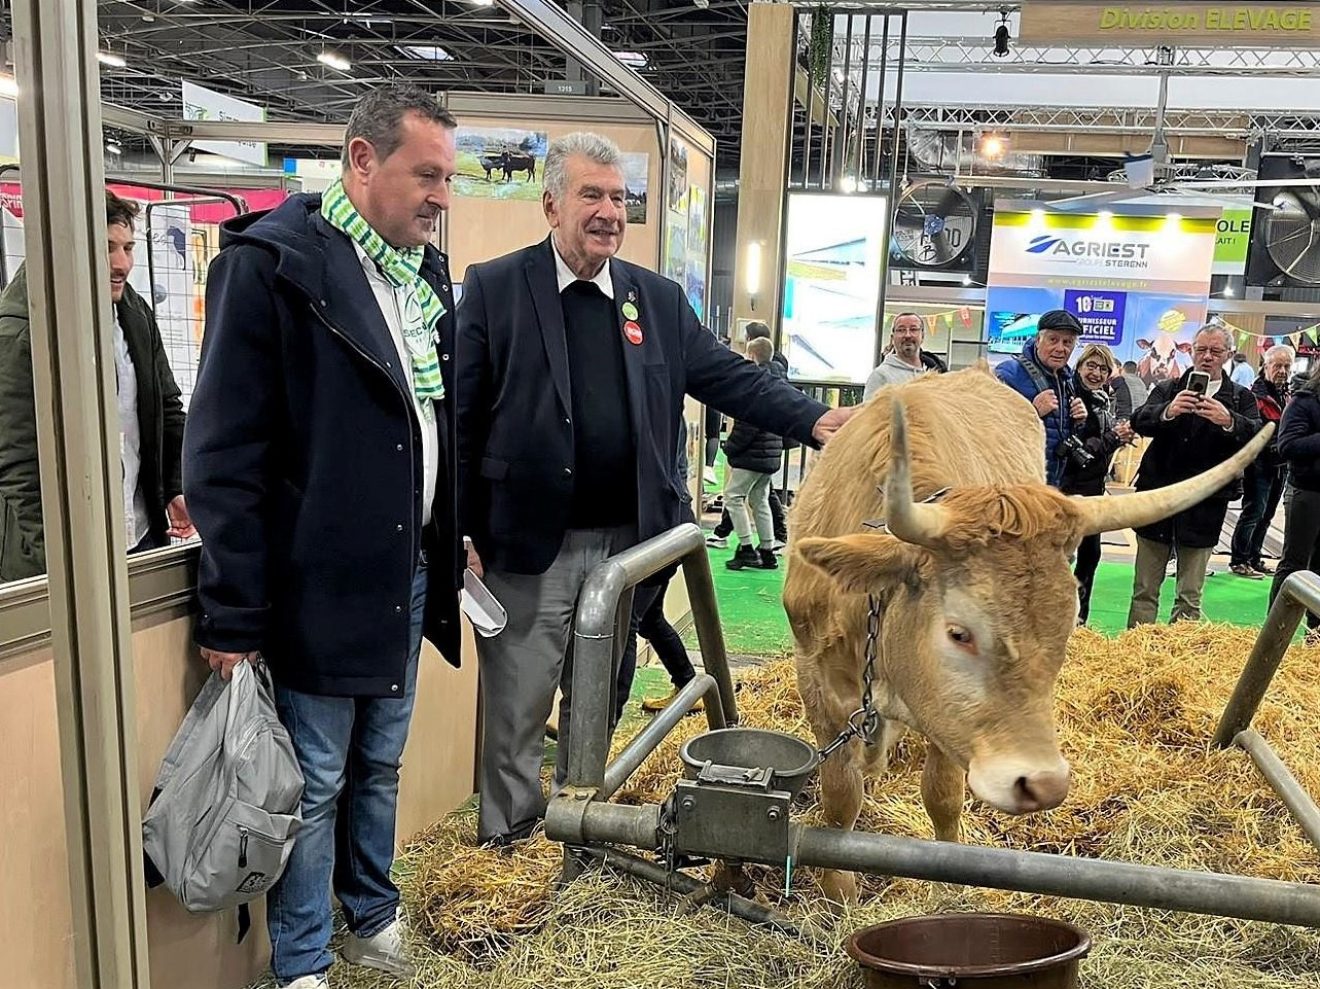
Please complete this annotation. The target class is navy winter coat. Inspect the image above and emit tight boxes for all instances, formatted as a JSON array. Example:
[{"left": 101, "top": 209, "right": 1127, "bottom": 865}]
[
  {"left": 1278, "top": 389, "right": 1320, "bottom": 493},
  {"left": 184, "top": 194, "right": 462, "bottom": 697},
  {"left": 994, "top": 342, "right": 1079, "bottom": 488}
]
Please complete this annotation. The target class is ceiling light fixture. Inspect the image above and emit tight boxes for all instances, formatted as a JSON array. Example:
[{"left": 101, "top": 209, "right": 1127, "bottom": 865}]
[
  {"left": 993, "top": 6, "right": 1011, "bottom": 58},
  {"left": 396, "top": 44, "right": 454, "bottom": 62},
  {"left": 612, "top": 51, "right": 648, "bottom": 69},
  {"left": 980, "top": 133, "right": 1006, "bottom": 158},
  {"left": 97, "top": 51, "right": 127, "bottom": 68},
  {"left": 317, "top": 50, "right": 351, "bottom": 72},
  {"left": 105, "top": 141, "right": 122, "bottom": 156}
]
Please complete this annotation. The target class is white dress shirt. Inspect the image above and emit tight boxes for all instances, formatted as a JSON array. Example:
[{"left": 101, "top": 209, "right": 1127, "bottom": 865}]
[
  {"left": 353, "top": 242, "right": 439, "bottom": 526},
  {"left": 112, "top": 309, "right": 153, "bottom": 548},
  {"left": 551, "top": 238, "right": 614, "bottom": 299}
]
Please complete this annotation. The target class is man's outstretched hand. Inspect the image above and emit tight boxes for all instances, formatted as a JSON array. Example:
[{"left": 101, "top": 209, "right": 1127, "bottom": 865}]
[{"left": 811, "top": 406, "right": 858, "bottom": 446}]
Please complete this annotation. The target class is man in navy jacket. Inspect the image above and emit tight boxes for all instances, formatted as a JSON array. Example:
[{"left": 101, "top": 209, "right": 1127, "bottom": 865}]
[
  {"left": 994, "top": 309, "right": 1089, "bottom": 488},
  {"left": 184, "top": 86, "right": 462, "bottom": 987},
  {"left": 457, "top": 132, "right": 851, "bottom": 845}
]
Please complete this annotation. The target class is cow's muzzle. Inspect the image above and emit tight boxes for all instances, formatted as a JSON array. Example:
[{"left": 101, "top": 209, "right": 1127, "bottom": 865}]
[{"left": 967, "top": 756, "right": 1071, "bottom": 815}]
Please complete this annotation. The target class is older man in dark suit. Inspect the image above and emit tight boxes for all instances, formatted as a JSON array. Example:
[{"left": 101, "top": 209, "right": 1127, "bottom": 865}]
[{"left": 457, "top": 131, "right": 851, "bottom": 845}]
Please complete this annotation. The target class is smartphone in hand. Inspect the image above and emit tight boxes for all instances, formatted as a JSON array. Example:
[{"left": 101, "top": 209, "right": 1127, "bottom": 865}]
[{"left": 1186, "top": 370, "right": 1210, "bottom": 396}]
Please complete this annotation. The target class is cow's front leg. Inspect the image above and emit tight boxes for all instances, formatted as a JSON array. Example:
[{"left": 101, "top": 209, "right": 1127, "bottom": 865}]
[
  {"left": 921, "top": 743, "right": 965, "bottom": 842},
  {"left": 817, "top": 736, "right": 864, "bottom": 905}
]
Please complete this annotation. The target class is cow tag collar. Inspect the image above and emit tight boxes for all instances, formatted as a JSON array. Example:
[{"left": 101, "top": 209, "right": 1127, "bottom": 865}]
[{"left": 862, "top": 487, "right": 951, "bottom": 533}]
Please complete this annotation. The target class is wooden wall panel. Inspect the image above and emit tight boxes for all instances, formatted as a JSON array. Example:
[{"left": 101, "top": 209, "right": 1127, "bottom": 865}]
[
  {"left": 0, "top": 608, "right": 480, "bottom": 989},
  {"left": 0, "top": 648, "right": 77, "bottom": 989}
]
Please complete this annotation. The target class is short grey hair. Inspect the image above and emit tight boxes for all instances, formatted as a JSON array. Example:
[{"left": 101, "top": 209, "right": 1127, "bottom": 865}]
[
  {"left": 1265, "top": 344, "right": 1296, "bottom": 364},
  {"left": 341, "top": 85, "right": 457, "bottom": 169},
  {"left": 543, "top": 132, "right": 622, "bottom": 200},
  {"left": 1194, "top": 323, "right": 1233, "bottom": 352}
]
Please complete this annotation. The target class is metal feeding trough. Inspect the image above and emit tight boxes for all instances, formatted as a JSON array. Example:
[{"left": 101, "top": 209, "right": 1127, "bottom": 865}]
[
  {"left": 679, "top": 728, "right": 819, "bottom": 800},
  {"left": 846, "top": 913, "right": 1091, "bottom": 989},
  {"left": 666, "top": 728, "right": 819, "bottom": 867}
]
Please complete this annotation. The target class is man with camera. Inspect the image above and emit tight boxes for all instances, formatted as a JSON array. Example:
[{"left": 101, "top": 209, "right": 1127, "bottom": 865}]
[
  {"left": 1126, "top": 324, "right": 1262, "bottom": 627},
  {"left": 994, "top": 309, "right": 1089, "bottom": 488}
]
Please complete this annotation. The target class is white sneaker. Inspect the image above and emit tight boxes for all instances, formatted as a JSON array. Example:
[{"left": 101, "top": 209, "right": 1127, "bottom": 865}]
[
  {"left": 705, "top": 534, "right": 728, "bottom": 548},
  {"left": 282, "top": 977, "right": 328, "bottom": 989},
  {"left": 342, "top": 915, "right": 414, "bottom": 979}
]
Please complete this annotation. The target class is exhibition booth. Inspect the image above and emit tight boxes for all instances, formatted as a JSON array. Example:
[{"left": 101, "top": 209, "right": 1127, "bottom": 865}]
[{"left": 0, "top": 2, "right": 715, "bottom": 987}]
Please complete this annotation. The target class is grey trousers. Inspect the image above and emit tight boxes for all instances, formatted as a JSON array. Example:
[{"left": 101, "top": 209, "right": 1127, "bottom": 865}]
[
  {"left": 724, "top": 467, "right": 774, "bottom": 547},
  {"left": 475, "top": 526, "right": 636, "bottom": 843},
  {"left": 1127, "top": 536, "right": 1215, "bottom": 628}
]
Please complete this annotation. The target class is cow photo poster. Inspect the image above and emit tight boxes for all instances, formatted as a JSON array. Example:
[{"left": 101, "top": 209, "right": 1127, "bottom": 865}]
[
  {"left": 453, "top": 126, "right": 548, "bottom": 202},
  {"left": 619, "top": 151, "right": 650, "bottom": 224},
  {"left": 984, "top": 204, "right": 1217, "bottom": 385}
]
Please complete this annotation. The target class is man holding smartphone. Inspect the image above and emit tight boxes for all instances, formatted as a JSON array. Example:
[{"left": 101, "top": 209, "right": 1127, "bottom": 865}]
[{"left": 1126, "top": 324, "right": 1262, "bottom": 627}]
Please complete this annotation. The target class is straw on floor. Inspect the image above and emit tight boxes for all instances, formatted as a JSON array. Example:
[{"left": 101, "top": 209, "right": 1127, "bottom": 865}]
[{"left": 325, "top": 622, "right": 1320, "bottom": 989}]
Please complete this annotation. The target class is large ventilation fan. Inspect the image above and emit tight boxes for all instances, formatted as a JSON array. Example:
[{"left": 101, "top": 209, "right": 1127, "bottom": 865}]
[
  {"left": 891, "top": 179, "right": 978, "bottom": 268},
  {"left": 1262, "top": 174, "right": 1320, "bottom": 286}
]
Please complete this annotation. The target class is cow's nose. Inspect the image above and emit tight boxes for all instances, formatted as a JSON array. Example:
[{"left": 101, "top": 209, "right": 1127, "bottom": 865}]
[{"left": 1013, "top": 769, "right": 1070, "bottom": 812}]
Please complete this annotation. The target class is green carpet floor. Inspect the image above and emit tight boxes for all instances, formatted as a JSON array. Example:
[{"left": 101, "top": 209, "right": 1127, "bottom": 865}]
[{"left": 696, "top": 545, "right": 1276, "bottom": 655}]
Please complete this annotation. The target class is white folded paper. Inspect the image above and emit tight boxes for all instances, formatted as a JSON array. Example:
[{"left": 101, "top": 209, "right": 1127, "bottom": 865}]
[{"left": 461, "top": 567, "right": 507, "bottom": 638}]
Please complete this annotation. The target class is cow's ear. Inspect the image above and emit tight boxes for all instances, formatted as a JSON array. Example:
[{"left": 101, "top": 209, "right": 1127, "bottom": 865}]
[{"left": 794, "top": 533, "right": 928, "bottom": 594}]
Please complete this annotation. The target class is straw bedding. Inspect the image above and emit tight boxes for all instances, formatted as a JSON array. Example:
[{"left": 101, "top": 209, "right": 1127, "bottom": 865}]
[{"left": 329, "top": 622, "right": 1320, "bottom": 988}]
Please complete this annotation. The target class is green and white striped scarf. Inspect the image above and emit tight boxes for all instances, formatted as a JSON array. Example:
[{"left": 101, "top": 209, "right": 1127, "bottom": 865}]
[{"left": 320, "top": 179, "right": 445, "bottom": 406}]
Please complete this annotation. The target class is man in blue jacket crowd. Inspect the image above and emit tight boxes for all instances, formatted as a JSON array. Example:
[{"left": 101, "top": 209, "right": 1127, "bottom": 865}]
[
  {"left": 184, "top": 86, "right": 463, "bottom": 988},
  {"left": 456, "top": 131, "right": 853, "bottom": 847},
  {"left": 994, "top": 309, "right": 1089, "bottom": 487}
]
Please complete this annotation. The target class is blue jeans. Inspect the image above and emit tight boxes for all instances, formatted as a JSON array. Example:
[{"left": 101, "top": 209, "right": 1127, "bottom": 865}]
[
  {"left": 1231, "top": 464, "right": 1285, "bottom": 567},
  {"left": 267, "top": 563, "right": 428, "bottom": 984}
]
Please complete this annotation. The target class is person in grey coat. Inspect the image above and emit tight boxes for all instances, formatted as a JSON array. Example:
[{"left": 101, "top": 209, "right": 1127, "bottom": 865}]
[{"left": 863, "top": 312, "right": 946, "bottom": 400}]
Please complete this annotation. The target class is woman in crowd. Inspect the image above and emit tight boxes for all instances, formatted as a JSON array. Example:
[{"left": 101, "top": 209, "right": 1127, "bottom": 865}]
[
  {"left": 1271, "top": 362, "right": 1320, "bottom": 638},
  {"left": 1063, "top": 343, "right": 1135, "bottom": 624}
]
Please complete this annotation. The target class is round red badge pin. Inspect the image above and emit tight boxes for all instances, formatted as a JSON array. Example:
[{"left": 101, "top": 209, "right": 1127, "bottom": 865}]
[{"left": 624, "top": 321, "right": 644, "bottom": 345}]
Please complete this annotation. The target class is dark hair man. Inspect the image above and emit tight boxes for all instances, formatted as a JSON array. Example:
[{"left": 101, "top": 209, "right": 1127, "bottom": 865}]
[
  {"left": 184, "top": 85, "right": 462, "bottom": 987},
  {"left": 0, "top": 190, "right": 191, "bottom": 581}
]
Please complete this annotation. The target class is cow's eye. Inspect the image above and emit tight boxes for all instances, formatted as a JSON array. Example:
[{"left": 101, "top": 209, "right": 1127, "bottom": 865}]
[{"left": 946, "top": 624, "right": 977, "bottom": 652}]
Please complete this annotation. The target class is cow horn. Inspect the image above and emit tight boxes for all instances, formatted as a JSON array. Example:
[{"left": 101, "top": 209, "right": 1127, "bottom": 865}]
[
  {"left": 884, "top": 399, "right": 951, "bottom": 547},
  {"left": 1072, "top": 422, "right": 1275, "bottom": 537}
]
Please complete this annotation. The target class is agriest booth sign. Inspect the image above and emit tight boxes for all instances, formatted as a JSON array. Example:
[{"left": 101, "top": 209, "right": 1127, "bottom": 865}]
[{"left": 985, "top": 205, "right": 1218, "bottom": 382}]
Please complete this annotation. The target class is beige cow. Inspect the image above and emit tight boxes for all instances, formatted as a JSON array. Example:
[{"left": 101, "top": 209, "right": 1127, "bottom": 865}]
[{"left": 785, "top": 365, "right": 1271, "bottom": 903}]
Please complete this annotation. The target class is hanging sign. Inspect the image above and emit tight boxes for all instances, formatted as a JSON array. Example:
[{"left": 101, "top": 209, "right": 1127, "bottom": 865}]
[
  {"left": 1213, "top": 205, "right": 1253, "bottom": 276},
  {"left": 182, "top": 81, "right": 268, "bottom": 167},
  {"left": 1020, "top": 3, "right": 1320, "bottom": 47},
  {"left": 985, "top": 204, "right": 1216, "bottom": 382}
]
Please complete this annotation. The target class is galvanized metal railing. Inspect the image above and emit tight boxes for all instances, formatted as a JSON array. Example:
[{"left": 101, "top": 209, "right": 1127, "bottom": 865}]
[
  {"left": 1213, "top": 570, "right": 1320, "bottom": 854},
  {"left": 546, "top": 531, "right": 1320, "bottom": 930}
]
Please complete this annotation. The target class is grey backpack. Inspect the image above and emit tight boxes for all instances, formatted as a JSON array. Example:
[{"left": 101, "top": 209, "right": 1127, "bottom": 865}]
[{"left": 142, "top": 659, "right": 303, "bottom": 934}]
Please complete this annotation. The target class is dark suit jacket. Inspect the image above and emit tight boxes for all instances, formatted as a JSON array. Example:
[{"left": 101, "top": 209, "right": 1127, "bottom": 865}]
[
  {"left": 185, "top": 194, "right": 462, "bottom": 697},
  {"left": 456, "top": 238, "right": 827, "bottom": 575},
  {"left": 1130, "top": 369, "right": 1262, "bottom": 548}
]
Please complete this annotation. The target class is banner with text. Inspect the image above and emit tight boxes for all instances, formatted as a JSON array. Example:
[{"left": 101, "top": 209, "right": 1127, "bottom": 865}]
[
  {"left": 182, "top": 81, "right": 267, "bottom": 167},
  {"left": 986, "top": 206, "right": 1217, "bottom": 385},
  {"left": 1021, "top": 3, "right": 1320, "bottom": 47}
]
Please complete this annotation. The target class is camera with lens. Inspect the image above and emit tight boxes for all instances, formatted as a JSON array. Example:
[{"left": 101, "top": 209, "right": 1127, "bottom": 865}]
[{"left": 1056, "top": 434, "right": 1095, "bottom": 471}]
